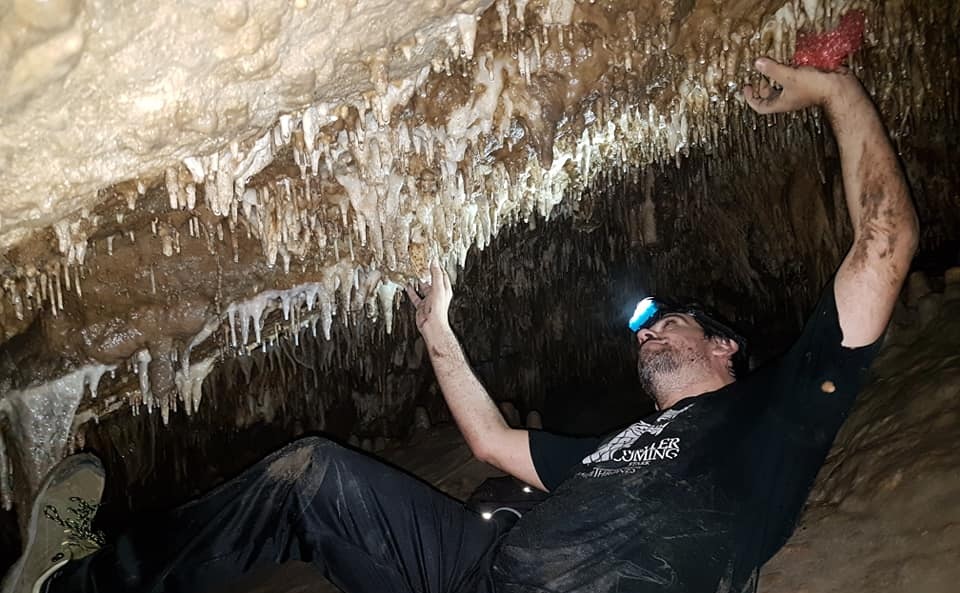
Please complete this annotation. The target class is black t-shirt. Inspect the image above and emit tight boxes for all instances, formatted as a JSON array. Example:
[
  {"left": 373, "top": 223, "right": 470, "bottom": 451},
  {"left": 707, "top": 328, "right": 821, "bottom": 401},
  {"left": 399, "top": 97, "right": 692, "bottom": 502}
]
[{"left": 491, "top": 281, "right": 881, "bottom": 593}]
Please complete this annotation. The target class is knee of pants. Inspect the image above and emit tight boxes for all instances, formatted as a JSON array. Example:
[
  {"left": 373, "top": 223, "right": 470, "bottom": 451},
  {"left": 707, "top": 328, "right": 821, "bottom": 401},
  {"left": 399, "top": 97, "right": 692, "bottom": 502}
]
[
  {"left": 263, "top": 436, "right": 351, "bottom": 487},
  {"left": 286, "top": 435, "right": 343, "bottom": 456}
]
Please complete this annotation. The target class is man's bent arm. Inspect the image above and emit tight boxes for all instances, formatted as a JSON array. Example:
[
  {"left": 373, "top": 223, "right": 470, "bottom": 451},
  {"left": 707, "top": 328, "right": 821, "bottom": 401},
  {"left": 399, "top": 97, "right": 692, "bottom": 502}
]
[
  {"left": 824, "top": 75, "right": 919, "bottom": 346},
  {"left": 407, "top": 262, "right": 546, "bottom": 491},
  {"left": 745, "top": 59, "right": 919, "bottom": 347}
]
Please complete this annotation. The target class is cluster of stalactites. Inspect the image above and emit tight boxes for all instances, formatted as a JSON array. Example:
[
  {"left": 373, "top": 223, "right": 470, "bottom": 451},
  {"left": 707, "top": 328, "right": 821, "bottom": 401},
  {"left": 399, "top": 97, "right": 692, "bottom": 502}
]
[
  {"left": 134, "top": 211, "right": 645, "bottom": 444},
  {"left": 1, "top": 0, "right": 863, "bottom": 328},
  {"left": 2, "top": 0, "right": 952, "bottom": 434}
]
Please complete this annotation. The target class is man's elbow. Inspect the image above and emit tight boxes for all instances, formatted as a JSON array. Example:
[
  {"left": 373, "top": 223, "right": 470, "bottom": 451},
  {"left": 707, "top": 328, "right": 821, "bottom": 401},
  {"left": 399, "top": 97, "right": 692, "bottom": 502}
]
[
  {"left": 471, "top": 437, "right": 515, "bottom": 472},
  {"left": 473, "top": 444, "right": 508, "bottom": 471},
  {"left": 888, "top": 221, "right": 919, "bottom": 276},
  {"left": 467, "top": 437, "right": 496, "bottom": 465}
]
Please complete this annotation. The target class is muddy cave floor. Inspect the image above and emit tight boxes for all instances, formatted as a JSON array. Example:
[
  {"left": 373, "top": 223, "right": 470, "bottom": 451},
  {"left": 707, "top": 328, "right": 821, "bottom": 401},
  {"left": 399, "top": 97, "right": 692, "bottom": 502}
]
[{"left": 225, "top": 281, "right": 960, "bottom": 593}]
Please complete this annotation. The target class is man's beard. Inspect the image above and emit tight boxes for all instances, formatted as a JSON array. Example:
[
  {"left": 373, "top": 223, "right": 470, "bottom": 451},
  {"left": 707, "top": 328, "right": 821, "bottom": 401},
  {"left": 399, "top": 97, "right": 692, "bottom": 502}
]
[
  {"left": 636, "top": 342, "right": 710, "bottom": 406},
  {"left": 637, "top": 345, "right": 682, "bottom": 399}
]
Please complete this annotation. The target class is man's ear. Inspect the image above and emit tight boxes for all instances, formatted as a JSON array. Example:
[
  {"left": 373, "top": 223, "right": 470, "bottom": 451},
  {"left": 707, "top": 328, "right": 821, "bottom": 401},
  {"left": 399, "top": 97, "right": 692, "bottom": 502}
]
[{"left": 709, "top": 336, "right": 739, "bottom": 360}]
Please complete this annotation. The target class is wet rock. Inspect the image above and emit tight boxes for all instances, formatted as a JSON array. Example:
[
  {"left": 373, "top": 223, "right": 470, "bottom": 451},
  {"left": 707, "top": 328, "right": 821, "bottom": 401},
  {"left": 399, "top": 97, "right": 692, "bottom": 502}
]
[
  {"left": 525, "top": 410, "right": 542, "bottom": 429},
  {"left": 413, "top": 406, "right": 431, "bottom": 432},
  {"left": 944, "top": 266, "right": 960, "bottom": 302},
  {"left": 906, "top": 270, "right": 931, "bottom": 306},
  {"left": 917, "top": 292, "right": 942, "bottom": 328},
  {"left": 499, "top": 402, "right": 520, "bottom": 427}
]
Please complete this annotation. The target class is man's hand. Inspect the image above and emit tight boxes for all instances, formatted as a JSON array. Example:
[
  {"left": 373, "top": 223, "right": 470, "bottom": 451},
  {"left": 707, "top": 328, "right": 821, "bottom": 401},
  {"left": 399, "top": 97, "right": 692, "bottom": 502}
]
[
  {"left": 742, "top": 57, "right": 865, "bottom": 116},
  {"left": 406, "top": 260, "right": 453, "bottom": 341}
]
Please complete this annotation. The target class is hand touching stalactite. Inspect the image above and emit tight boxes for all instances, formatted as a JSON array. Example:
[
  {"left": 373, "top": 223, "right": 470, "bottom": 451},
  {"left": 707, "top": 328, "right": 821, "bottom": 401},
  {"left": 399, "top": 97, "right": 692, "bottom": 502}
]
[
  {"left": 405, "top": 260, "right": 453, "bottom": 341},
  {"left": 742, "top": 57, "right": 860, "bottom": 116}
]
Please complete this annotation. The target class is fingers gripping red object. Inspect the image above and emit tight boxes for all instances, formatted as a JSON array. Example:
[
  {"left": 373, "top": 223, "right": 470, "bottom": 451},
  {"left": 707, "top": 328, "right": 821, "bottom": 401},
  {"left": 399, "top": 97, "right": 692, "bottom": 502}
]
[{"left": 792, "top": 10, "right": 866, "bottom": 71}]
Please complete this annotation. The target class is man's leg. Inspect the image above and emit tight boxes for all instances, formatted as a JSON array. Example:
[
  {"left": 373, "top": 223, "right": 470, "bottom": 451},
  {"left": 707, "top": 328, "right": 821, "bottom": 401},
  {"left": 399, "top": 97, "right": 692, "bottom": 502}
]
[{"left": 51, "top": 436, "right": 502, "bottom": 593}]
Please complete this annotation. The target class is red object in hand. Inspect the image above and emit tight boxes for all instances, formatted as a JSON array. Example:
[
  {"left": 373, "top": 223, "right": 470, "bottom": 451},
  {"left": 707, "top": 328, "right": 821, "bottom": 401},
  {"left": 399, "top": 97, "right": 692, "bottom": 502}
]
[{"left": 793, "top": 10, "right": 866, "bottom": 71}]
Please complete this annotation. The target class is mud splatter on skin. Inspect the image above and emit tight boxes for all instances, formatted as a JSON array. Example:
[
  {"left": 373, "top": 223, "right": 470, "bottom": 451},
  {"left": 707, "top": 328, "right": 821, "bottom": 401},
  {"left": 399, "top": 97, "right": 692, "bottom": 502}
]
[{"left": 847, "top": 138, "right": 909, "bottom": 276}]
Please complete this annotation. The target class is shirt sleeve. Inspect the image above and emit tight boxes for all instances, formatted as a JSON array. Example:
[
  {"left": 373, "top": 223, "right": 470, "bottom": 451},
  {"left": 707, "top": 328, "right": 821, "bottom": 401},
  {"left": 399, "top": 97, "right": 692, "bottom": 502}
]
[
  {"left": 528, "top": 430, "right": 603, "bottom": 491},
  {"left": 764, "top": 277, "right": 883, "bottom": 435}
]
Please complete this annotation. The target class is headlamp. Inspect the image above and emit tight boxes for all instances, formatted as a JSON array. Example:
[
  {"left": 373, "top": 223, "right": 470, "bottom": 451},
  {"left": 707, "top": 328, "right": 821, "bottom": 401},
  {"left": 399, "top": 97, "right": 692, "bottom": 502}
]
[
  {"left": 627, "top": 294, "right": 751, "bottom": 376},
  {"left": 628, "top": 297, "right": 660, "bottom": 333}
]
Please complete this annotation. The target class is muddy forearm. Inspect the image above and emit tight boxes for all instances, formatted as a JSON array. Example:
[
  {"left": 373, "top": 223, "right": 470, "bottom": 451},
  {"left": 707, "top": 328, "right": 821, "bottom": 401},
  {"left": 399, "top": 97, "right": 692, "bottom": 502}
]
[{"left": 825, "top": 80, "right": 918, "bottom": 249}]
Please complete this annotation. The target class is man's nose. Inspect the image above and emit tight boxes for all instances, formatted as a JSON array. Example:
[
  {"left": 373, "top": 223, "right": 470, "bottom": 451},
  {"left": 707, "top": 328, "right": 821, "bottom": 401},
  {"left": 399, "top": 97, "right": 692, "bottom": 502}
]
[{"left": 636, "top": 328, "right": 656, "bottom": 345}]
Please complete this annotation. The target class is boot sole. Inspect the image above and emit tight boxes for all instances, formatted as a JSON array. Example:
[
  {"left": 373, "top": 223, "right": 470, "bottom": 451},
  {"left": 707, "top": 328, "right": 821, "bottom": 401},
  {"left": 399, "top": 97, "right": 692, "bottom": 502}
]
[{"left": 2, "top": 454, "right": 105, "bottom": 593}]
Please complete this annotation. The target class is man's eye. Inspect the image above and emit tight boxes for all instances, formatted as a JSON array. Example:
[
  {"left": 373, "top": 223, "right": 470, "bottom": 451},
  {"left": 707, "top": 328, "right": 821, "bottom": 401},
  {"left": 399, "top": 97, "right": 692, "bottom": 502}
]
[{"left": 662, "top": 318, "right": 675, "bottom": 327}]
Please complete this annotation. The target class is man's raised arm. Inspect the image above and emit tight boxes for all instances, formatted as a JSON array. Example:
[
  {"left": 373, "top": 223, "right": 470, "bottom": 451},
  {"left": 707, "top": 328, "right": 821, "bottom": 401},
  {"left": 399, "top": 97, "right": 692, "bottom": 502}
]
[
  {"left": 744, "top": 58, "right": 919, "bottom": 347},
  {"left": 406, "top": 261, "right": 547, "bottom": 491}
]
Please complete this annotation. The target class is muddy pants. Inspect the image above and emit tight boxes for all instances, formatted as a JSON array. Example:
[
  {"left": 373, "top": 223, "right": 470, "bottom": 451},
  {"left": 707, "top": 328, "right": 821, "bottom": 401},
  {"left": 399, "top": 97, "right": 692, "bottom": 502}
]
[{"left": 51, "top": 437, "right": 505, "bottom": 593}]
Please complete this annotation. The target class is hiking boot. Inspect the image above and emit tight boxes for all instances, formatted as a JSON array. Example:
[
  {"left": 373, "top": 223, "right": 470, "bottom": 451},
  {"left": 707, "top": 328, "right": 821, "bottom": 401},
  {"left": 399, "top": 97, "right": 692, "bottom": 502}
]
[{"left": 1, "top": 454, "right": 106, "bottom": 593}]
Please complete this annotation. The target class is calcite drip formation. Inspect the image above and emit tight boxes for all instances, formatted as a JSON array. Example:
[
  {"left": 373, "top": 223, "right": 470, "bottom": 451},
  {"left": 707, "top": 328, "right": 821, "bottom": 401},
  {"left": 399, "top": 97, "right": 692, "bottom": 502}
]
[{"left": 0, "top": 0, "right": 955, "bottom": 518}]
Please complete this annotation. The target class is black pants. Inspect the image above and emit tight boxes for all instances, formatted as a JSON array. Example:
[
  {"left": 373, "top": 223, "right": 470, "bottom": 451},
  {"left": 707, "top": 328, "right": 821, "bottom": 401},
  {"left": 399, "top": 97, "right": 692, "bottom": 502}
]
[{"left": 53, "top": 436, "right": 504, "bottom": 593}]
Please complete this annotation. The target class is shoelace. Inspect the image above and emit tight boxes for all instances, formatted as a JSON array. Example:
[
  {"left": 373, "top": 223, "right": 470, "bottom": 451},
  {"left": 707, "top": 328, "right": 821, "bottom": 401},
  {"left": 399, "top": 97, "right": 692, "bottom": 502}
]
[{"left": 43, "top": 497, "right": 107, "bottom": 561}]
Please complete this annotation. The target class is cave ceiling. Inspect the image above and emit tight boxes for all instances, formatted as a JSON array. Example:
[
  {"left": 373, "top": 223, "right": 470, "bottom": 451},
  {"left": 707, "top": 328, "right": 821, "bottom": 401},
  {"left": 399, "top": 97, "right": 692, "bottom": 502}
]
[{"left": 0, "top": 0, "right": 958, "bottom": 518}]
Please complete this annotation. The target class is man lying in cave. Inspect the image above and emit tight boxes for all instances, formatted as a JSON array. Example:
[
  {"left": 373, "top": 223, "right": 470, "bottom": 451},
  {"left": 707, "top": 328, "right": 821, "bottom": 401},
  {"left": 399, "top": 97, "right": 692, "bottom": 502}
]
[{"left": 3, "top": 57, "right": 918, "bottom": 593}]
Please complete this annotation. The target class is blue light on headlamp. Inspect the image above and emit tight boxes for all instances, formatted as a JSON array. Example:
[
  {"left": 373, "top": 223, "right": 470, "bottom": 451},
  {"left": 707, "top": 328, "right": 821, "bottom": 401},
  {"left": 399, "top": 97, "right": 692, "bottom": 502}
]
[{"left": 628, "top": 297, "right": 659, "bottom": 333}]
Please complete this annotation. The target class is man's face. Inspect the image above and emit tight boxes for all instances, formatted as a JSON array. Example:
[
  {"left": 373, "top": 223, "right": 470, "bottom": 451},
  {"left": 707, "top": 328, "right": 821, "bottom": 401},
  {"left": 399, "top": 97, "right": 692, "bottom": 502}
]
[{"left": 634, "top": 313, "right": 712, "bottom": 390}]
